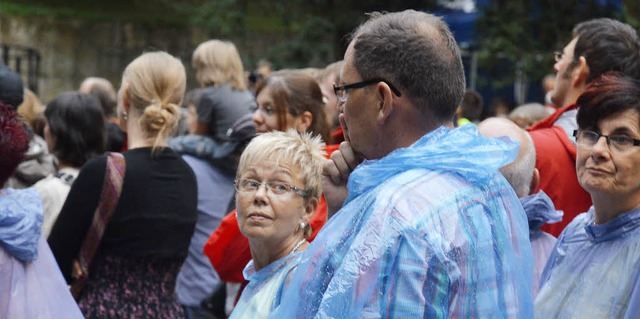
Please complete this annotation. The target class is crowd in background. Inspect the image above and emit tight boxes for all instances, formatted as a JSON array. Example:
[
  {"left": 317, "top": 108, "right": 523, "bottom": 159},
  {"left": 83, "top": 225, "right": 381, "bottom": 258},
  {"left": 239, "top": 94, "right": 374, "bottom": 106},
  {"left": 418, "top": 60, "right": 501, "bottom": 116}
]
[{"left": 1, "top": 9, "right": 640, "bottom": 319}]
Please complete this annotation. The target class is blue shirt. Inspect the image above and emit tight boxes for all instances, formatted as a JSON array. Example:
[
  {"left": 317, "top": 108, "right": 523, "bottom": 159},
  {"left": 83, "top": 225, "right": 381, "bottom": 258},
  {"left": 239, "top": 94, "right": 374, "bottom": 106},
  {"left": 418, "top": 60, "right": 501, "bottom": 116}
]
[
  {"left": 175, "top": 155, "right": 235, "bottom": 306},
  {"left": 535, "top": 207, "right": 640, "bottom": 318},
  {"left": 230, "top": 252, "right": 301, "bottom": 319},
  {"left": 272, "top": 125, "right": 534, "bottom": 318}
]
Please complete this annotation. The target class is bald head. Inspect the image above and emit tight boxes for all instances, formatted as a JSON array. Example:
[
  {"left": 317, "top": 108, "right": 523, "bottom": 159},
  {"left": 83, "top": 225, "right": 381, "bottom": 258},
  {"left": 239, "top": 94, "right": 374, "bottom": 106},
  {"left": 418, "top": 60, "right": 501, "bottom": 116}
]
[{"left": 477, "top": 117, "right": 538, "bottom": 197}]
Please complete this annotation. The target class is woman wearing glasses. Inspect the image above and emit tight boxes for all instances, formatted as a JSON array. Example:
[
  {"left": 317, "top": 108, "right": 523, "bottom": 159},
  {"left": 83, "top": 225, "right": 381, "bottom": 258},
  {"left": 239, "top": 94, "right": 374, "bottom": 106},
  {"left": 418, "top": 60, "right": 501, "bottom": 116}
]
[
  {"left": 203, "top": 70, "right": 336, "bottom": 304},
  {"left": 534, "top": 73, "right": 640, "bottom": 318},
  {"left": 228, "top": 130, "right": 325, "bottom": 319}
]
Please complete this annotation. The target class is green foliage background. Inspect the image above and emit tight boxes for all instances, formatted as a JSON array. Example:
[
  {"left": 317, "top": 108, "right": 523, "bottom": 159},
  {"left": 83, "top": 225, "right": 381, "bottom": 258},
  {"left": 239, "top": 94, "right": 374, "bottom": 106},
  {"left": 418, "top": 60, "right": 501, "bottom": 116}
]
[{"left": 2, "top": 0, "right": 638, "bottom": 83}]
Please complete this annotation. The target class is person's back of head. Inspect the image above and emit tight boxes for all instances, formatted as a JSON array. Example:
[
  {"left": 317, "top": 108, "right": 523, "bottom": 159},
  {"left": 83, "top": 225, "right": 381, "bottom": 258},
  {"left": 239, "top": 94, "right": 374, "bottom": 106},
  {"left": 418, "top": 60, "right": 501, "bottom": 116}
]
[
  {"left": 350, "top": 10, "right": 465, "bottom": 128},
  {"left": 509, "top": 103, "right": 549, "bottom": 128},
  {"left": 573, "top": 18, "right": 640, "bottom": 83},
  {"left": 192, "top": 39, "right": 247, "bottom": 90},
  {"left": 17, "top": 88, "right": 44, "bottom": 129},
  {"left": 79, "top": 77, "right": 117, "bottom": 118},
  {"left": 461, "top": 90, "right": 483, "bottom": 122},
  {"left": 45, "top": 91, "right": 105, "bottom": 168},
  {"left": 0, "top": 102, "right": 30, "bottom": 185},
  {"left": 256, "top": 70, "right": 331, "bottom": 143},
  {"left": 123, "top": 51, "right": 186, "bottom": 151},
  {"left": 0, "top": 63, "right": 24, "bottom": 109},
  {"left": 477, "top": 117, "right": 537, "bottom": 197}
]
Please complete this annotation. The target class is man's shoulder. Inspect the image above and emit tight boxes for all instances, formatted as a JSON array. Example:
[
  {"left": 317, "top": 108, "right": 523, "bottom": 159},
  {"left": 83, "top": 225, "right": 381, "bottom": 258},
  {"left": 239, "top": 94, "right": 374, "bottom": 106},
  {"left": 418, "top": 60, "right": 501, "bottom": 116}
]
[{"left": 371, "top": 169, "right": 478, "bottom": 225}]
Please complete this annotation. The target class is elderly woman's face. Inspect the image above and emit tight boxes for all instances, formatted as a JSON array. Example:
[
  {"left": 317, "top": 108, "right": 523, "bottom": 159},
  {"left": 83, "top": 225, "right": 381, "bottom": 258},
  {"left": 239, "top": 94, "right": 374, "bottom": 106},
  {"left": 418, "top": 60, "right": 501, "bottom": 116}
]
[
  {"left": 236, "top": 160, "right": 312, "bottom": 244},
  {"left": 576, "top": 109, "right": 640, "bottom": 198}
]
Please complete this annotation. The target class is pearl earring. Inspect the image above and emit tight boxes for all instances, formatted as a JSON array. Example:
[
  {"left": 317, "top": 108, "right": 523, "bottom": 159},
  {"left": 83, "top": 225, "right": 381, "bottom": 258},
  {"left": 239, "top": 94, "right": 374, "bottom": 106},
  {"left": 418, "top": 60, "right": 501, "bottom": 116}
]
[
  {"left": 122, "top": 110, "right": 128, "bottom": 121},
  {"left": 300, "top": 222, "right": 305, "bottom": 230}
]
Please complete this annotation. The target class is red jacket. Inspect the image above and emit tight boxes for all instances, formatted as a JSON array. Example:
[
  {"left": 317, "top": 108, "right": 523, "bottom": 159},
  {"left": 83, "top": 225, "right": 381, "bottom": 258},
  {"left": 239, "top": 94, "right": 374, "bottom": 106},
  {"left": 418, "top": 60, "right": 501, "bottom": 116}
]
[{"left": 527, "top": 104, "right": 592, "bottom": 237}]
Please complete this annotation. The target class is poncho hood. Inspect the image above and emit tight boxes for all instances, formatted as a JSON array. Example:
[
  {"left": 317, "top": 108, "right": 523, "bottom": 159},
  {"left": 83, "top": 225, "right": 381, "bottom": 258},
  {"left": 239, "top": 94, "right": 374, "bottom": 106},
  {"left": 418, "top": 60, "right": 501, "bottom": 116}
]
[
  {"left": 346, "top": 124, "right": 519, "bottom": 202},
  {"left": 0, "top": 188, "right": 43, "bottom": 261}
]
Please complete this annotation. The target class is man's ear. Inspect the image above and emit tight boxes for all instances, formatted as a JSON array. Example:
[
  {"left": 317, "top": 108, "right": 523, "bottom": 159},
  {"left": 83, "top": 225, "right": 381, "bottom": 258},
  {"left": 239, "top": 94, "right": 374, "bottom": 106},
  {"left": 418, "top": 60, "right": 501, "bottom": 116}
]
[
  {"left": 573, "top": 56, "right": 590, "bottom": 88},
  {"left": 294, "top": 111, "right": 313, "bottom": 133},
  {"left": 376, "top": 82, "right": 396, "bottom": 124},
  {"left": 529, "top": 167, "right": 540, "bottom": 195}
]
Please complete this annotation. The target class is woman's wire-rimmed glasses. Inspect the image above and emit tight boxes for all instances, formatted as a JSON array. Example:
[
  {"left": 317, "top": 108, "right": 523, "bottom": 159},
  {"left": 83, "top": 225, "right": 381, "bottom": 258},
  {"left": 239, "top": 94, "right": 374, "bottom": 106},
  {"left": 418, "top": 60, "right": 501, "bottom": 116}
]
[{"left": 235, "top": 178, "right": 308, "bottom": 197}]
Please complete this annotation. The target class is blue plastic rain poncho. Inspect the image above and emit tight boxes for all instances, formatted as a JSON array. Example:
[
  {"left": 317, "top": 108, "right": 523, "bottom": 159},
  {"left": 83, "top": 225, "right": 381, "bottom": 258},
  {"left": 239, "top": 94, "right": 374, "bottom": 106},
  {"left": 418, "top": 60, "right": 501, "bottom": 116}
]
[
  {"left": 535, "top": 207, "right": 640, "bottom": 318},
  {"left": 271, "top": 125, "right": 534, "bottom": 318},
  {"left": 0, "top": 187, "right": 83, "bottom": 318},
  {"left": 519, "top": 190, "right": 562, "bottom": 297},
  {"left": 229, "top": 251, "right": 301, "bottom": 319}
]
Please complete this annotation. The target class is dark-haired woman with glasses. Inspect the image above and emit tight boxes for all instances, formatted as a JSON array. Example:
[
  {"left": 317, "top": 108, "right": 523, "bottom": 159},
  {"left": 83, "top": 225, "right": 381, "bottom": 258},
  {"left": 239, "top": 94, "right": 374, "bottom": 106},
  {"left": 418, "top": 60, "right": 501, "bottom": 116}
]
[
  {"left": 535, "top": 73, "right": 640, "bottom": 318},
  {"left": 228, "top": 130, "right": 325, "bottom": 319}
]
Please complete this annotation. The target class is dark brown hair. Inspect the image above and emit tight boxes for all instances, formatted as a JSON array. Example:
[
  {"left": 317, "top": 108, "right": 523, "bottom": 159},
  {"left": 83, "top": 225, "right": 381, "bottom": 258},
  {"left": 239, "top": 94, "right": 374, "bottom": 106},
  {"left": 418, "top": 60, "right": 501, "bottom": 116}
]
[
  {"left": 255, "top": 70, "right": 332, "bottom": 144},
  {"left": 577, "top": 72, "right": 640, "bottom": 130}
]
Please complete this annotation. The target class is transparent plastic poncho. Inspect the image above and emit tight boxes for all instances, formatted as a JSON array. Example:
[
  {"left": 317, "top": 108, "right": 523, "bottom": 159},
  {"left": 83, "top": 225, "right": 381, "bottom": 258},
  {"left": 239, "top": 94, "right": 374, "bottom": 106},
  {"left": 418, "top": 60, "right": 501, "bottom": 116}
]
[
  {"left": 535, "top": 207, "right": 640, "bottom": 318},
  {"left": 272, "top": 125, "right": 534, "bottom": 318},
  {"left": 0, "top": 188, "right": 83, "bottom": 318}
]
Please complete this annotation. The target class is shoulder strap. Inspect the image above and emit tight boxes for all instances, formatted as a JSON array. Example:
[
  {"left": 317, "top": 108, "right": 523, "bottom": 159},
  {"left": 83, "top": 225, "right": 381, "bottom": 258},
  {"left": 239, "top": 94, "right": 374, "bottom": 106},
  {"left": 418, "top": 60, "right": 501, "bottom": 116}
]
[{"left": 76, "top": 152, "right": 126, "bottom": 273}]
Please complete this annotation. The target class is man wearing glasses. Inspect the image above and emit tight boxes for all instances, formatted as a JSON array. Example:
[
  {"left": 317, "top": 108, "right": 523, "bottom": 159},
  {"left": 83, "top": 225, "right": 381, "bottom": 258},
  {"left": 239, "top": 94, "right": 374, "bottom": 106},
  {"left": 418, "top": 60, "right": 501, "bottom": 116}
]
[
  {"left": 527, "top": 18, "right": 640, "bottom": 237},
  {"left": 272, "top": 10, "right": 533, "bottom": 318}
]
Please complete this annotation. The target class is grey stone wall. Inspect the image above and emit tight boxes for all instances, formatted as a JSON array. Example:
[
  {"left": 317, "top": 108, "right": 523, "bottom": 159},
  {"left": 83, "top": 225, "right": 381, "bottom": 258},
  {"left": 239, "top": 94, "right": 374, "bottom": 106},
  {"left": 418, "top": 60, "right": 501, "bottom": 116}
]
[{"left": 1, "top": 14, "right": 279, "bottom": 103}]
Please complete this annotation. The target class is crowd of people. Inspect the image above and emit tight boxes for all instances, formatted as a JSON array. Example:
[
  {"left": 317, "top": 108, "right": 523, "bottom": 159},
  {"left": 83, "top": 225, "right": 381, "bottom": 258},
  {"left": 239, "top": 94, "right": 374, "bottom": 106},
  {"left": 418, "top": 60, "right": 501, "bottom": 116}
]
[{"left": 1, "top": 9, "right": 639, "bottom": 319}]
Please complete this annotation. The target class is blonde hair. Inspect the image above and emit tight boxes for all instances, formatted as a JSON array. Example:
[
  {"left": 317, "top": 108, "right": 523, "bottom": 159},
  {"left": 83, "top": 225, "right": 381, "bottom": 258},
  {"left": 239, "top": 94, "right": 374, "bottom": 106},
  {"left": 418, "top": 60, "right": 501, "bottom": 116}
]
[
  {"left": 238, "top": 130, "right": 325, "bottom": 238},
  {"left": 17, "top": 88, "right": 44, "bottom": 128},
  {"left": 238, "top": 129, "right": 325, "bottom": 202},
  {"left": 192, "top": 40, "right": 247, "bottom": 90},
  {"left": 123, "top": 51, "right": 186, "bottom": 151}
]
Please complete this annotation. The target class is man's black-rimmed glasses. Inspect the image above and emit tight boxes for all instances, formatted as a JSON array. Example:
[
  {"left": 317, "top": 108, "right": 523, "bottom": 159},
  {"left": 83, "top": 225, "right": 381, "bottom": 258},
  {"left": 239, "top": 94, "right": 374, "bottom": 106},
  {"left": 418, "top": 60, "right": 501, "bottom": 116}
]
[{"left": 333, "top": 79, "right": 402, "bottom": 103}]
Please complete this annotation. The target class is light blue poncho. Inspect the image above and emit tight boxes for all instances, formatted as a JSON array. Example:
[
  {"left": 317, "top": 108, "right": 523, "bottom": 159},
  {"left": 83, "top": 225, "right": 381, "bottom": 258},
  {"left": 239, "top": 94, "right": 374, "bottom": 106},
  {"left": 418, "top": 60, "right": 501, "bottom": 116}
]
[
  {"left": 271, "top": 125, "right": 534, "bottom": 318},
  {"left": 535, "top": 207, "right": 640, "bottom": 318},
  {"left": 0, "top": 187, "right": 83, "bottom": 318}
]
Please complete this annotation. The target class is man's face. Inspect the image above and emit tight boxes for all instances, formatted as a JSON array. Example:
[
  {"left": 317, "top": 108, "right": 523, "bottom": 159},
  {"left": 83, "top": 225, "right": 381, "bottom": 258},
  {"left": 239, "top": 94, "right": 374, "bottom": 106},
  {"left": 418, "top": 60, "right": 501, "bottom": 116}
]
[
  {"left": 339, "top": 42, "right": 380, "bottom": 160},
  {"left": 550, "top": 37, "right": 578, "bottom": 107}
]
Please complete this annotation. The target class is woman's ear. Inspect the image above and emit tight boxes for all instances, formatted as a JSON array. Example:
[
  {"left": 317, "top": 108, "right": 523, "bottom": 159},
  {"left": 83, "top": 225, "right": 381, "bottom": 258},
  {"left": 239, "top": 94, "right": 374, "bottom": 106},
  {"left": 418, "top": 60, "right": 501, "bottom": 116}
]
[
  {"left": 303, "top": 197, "right": 318, "bottom": 222},
  {"left": 294, "top": 111, "right": 313, "bottom": 133}
]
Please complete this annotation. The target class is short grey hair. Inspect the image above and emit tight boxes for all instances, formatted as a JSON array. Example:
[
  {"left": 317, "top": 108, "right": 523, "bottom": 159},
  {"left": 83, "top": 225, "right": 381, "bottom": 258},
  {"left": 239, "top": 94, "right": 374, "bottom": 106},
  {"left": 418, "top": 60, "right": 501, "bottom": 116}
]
[{"left": 350, "top": 10, "right": 465, "bottom": 126}]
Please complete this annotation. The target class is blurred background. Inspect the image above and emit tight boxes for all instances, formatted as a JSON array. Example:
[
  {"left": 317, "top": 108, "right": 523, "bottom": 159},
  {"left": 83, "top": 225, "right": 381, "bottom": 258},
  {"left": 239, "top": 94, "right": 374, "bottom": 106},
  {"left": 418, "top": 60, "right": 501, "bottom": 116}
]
[{"left": 1, "top": 0, "right": 638, "bottom": 114}]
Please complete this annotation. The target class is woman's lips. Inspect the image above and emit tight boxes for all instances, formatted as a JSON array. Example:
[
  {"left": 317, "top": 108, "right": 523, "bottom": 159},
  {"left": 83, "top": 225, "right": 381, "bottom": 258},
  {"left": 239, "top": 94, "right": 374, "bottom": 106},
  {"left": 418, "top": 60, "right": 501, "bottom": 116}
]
[
  {"left": 585, "top": 166, "right": 612, "bottom": 175},
  {"left": 247, "top": 212, "right": 272, "bottom": 221}
]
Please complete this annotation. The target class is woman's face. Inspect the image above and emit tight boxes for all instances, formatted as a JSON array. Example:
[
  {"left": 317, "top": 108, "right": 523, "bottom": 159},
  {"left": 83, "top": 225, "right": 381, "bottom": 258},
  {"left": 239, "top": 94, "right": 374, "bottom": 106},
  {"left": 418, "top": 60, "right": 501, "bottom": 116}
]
[
  {"left": 236, "top": 160, "right": 312, "bottom": 245},
  {"left": 253, "top": 86, "right": 310, "bottom": 134},
  {"left": 576, "top": 108, "right": 640, "bottom": 200}
]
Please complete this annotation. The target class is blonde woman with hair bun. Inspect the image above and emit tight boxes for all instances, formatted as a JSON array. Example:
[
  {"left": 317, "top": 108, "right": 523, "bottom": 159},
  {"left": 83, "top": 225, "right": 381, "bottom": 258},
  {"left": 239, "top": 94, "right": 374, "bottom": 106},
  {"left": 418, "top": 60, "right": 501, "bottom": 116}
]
[{"left": 49, "top": 51, "right": 198, "bottom": 319}]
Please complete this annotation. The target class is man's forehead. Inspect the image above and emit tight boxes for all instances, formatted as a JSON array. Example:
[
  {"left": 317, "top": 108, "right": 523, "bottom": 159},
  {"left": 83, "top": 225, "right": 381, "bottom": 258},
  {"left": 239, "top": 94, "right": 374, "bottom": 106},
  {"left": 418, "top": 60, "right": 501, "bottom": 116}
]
[{"left": 339, "top": 44, "right": 357, "bottom": 82}]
